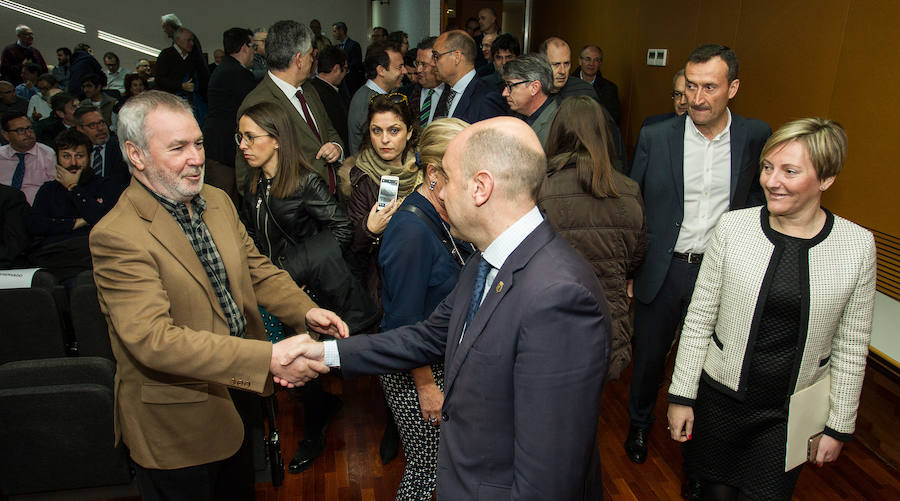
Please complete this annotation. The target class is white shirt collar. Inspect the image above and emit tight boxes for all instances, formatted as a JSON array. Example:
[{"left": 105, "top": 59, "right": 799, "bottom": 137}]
[
  {"left": 365, "top": 79, "right": 388, "bottom": 95},
  {"left": 451, "top": 69, "right": 477, "bottom": 93},
  {"left": 481, "top": 206, "right": 543, "bottom": 270},
  {"left": 269, "top": 71, "right": 303, "bottom": 97},
  {"left": 686, "top": 108, "right": 732, "bottom": 142}
]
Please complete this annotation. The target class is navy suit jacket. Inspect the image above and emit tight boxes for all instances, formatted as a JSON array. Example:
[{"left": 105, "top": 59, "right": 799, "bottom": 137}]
[
  {"left": 338, "top": 220, "right": 609, "bottom": 500},
  {"left": 450, "top": 74, "right": 508, "bottom": 124},
  {"left": 101, "top": 134, "right": 130, "bottom": 195},
  {"left": 641, "top": 111, "right": 678, "bottom": 128},
  {"left": 630, "top": 112, "right": 771, "bottom": 304}
]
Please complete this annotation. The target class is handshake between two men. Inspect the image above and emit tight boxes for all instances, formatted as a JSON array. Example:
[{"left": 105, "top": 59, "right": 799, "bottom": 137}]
[{"left": 268, "top": 307, "right": 344, "bottom": 388}]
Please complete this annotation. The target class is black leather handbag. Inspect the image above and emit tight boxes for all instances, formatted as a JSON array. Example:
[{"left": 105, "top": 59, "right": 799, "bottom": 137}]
[{"left": 264, "top": 395, "right": 284, "bottom": 487}]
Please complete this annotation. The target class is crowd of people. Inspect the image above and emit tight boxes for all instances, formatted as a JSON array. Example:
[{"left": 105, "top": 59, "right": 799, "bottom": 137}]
[{"left": 0, "top": 7, "right": 875, "bottom": 501}]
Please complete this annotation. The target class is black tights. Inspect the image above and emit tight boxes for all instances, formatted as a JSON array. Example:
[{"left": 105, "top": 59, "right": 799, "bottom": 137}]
[{"left": 703, "top": 482, "right": 754, "bottom": 501}]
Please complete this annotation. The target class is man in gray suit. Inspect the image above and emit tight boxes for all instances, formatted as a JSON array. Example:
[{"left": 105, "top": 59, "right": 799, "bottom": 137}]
[
  {"left": 625, "top": 44, "right": 771, "bottom": 467},
  {"left": 286, "top": 117, "right": 610, "bottom": 500},
  {"left": 500, "top": 54, "right": 558, "bottom": 146},
  {"left": 235, "top": 21, "right": 343, "bottom": 196}
]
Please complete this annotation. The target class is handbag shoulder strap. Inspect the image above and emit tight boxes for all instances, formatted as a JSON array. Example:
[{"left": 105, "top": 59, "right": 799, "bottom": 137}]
[{"left": 398, "top": 205, "right": 459, "bottom": 263}]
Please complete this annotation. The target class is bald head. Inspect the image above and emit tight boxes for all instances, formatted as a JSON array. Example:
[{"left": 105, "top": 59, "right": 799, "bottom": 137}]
[
  {"left": 440, "top": 117, "right": 545, "bottom": 248},
  {"left": 456, "top": 117, "right": 545, "bottom": 201}
]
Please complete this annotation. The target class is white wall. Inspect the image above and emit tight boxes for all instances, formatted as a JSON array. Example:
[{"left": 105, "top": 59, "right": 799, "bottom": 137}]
[
  {"left": 371, "top": 0, "right": 441, "bottom": 50},
  {"left": 0, "top": 1, "right": 370, "bottom": 68},
  {"left": 872, "top": 293, "right": 900, "bottom": 364}
]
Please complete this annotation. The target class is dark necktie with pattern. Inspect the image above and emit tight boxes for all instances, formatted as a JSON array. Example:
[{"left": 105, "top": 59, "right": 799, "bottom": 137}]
[
  {"left": 420, "top": 88, "right": 434, "bottom": 127},
  {"left": 294, "top": 90, "right": 321, "bottom": 142},
  {"left": 295, "top": 89, "right": 336, "bottom": 194},
  {"left": 11, "top": 152, "right": 26, "bottom": 189},
  {"left": 463, "top": 257, "right": 492, "bottom": 335},
  {"left": 92, "top": 145, "right": 103, "bottom": 175},
  {"left": 433, "top": 88, "right": 457, "bottom": 119}
]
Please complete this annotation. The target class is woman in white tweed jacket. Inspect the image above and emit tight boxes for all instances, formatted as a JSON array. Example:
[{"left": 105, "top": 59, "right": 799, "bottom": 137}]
[{"left": 666, "top": 118, "right": 876, "bottom": 501}]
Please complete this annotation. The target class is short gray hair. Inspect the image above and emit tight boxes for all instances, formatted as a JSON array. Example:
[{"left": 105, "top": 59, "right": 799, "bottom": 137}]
[
  {"left": 15, "top": 25, "right": 31, "bottom": 36},
  {"left": 673, "top": 68, "right": 685, "bottom": 87},
  {"left": 161, "top": 14, "right": 182, "bottom": 29},
  {"left": 266, "top": 20, "right": 313, "bottom": 70},
  {"left": 174, "top": 27, "right": 192, "bottom": 42},
  {"left": 500, "top": 54, "right": 553, "bottom": 96},
  {"left": 460, "top": 126, "right": 546, "bottom": 202},
  {"left": 117, "top": 91, "right": 192, "bottom": 169}
]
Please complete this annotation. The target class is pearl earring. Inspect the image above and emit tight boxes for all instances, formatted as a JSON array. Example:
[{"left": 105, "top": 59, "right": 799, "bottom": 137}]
[{"left": 429, "top": 180, "right": 436, "bottom": 190}]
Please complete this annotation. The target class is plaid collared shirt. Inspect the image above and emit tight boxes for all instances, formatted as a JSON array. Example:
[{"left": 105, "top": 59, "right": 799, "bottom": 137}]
[{"left": 148, "top": 187, "right": 247, "bottom": 338}]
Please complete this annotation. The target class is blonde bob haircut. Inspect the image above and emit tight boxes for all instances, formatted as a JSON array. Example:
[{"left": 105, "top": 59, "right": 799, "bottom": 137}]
[
  {"left": 759, "top": 117, "right": 847, "bottom": 180},
  {"left": 418, "top": 118, "right": 470, "bottom": 171}
]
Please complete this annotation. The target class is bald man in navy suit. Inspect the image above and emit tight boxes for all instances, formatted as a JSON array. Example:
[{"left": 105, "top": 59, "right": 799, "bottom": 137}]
[{"left": 287, "top": 117, "right": 610, "bottom": 500}]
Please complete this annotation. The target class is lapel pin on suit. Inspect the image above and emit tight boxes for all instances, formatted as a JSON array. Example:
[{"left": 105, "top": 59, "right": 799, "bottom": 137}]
[{"left": 496, "top": 281, "right": 503, "bottom": 293}]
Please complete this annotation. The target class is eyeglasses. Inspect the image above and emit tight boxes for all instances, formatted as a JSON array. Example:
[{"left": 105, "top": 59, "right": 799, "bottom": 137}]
[
  {"left": 414, "top": 60, "right": 433, "bottom": 69},
  {"left": 432, "top": 49, "right": 457, "bottom": 61},
  {"left": 671, "top": 90, "right": 685, "bottom": 100},
  {"left": 5, "top": 125, "right": 34, "bottom": 134},
  {"left": 502, "top": 80, "right": 530, "bottom": 92},
  {"left": 82, "top": 120, "right": 107, "bottom": 130},
  {"left": 369, "top": 92, "right": 408, "bottom": 105},
  {"left": 234, "top": 132, "right": 272, "bottom": 146}
]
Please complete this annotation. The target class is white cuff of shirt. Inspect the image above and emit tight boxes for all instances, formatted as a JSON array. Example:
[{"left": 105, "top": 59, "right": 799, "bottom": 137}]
[
  {"left": 331, "top": 142, "right": 345, "bottom": 163},
  {"left": 323, "top": 339, "right": 341, "bottom": 367}
]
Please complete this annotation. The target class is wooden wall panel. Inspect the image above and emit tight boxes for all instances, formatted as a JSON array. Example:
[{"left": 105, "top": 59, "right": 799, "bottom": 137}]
[
  {"left": 732, "top": 0, "right": 849, "bottom": 130},
  {"left": 531, "top": 0, "right": 900, "bottom": 239},
  {"left": 627, "top": 1, "right": 702, "bottom": 138},
  {"left": 823, "top": 0, "right": 900, "bottom": 236}
]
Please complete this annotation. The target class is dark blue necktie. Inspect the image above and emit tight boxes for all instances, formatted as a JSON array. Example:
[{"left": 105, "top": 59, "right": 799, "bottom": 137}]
[
  {"left": 465, "top": 257, "right": 491, "bottom": 331},
  {"left": 11, "top": 152, "right": 26, "bottom": 189}
]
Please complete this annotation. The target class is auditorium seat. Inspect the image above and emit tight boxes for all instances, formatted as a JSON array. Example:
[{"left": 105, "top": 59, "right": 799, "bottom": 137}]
[
  {"left": 70, "top": 273, "right": 115, "bottom": 361},
  {"left": 0, "top": 357, "right": 132, "bottom": 495},
  {"left": 0, "top": 274, "right": 67, "bottom": 363}
]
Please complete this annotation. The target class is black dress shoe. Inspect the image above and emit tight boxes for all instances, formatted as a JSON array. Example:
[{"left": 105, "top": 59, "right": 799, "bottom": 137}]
[
  {"left": 288, "top": 436, "right": 325, "bottom": 474},
  {"left": 624, "top": 425, "right": 649, "bottom": 464},
  {"left": 379, "top": 416, "right": 400, "bottom": 464},
  {"left": 681, "top": 478, "right": 703, "bottom": 500}
]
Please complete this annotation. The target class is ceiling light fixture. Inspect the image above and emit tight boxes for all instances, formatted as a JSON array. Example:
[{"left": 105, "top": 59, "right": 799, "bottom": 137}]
[
  {"left": 0, "top": 0, "right": 86, "bottom": 33},
  {"left": 97, "top": 30, "right": 161, "bottom": 57}
]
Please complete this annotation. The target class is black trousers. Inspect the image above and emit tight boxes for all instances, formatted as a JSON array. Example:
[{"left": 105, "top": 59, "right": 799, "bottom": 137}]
[
  {"left": 628, "top": 257, "right": 701, "bottom": 428},
  {"left": 134, "top": 390, "right": 259, "bottom": 501}
]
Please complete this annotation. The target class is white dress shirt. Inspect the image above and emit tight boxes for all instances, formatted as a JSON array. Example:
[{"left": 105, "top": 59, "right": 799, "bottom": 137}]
[
  {"left": 675, "top": 110, "right": 732, "bottom": 254},
  {"left": 105, "top": 69, "right": 126, "bottom": 93},
  {"left": 447, "top": 69, "right": 476, "bottom": 117},
  {"left": 420, "top": 83, "right": 445, "bottom": 125},
  {"left": 459, "top": 205, "right": 544, "bottom": 343}
]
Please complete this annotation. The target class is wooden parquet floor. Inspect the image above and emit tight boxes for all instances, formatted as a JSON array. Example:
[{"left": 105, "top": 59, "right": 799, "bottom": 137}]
[{"left": 104, "top": 365, "right": 900, "bottom": 501}]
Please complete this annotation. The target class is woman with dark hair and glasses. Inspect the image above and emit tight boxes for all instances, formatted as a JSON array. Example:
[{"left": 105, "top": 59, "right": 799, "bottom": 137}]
[
  {"left": 377, "top": 118, "right": 473, "bottom": 499},
  {"left": 341, "top": 92, "right": 421, "bottom": 306},
  {"left": 237, "top": 101, "right": 376, "bottom": 474},
  {"left": 538, "top": 95, "right": 646, "bottom": 380},
  {"left": 238, "top": 101, "right": 351, "bottom": 257}
]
